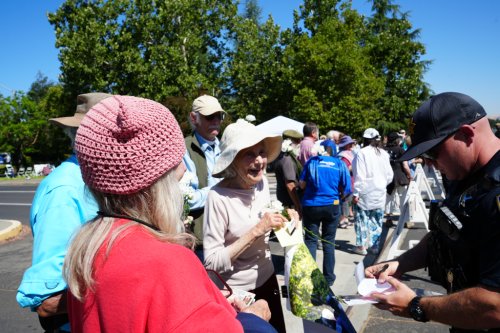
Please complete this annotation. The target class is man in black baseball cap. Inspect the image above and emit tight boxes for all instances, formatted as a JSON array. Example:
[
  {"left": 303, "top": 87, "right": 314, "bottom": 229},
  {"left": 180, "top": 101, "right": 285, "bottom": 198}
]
[
  {"left": 365, "top": 92, "right": 500, "bottom": 332},
  {"left": 400, "top": 92, "right": 485, "bottom": 156},
  {"left": 398, "top": 92, "right": 491, "bottom": 180}
]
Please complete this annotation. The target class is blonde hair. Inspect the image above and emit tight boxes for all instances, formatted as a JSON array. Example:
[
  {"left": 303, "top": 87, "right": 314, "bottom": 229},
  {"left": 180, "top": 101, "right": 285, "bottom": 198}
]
[{"left": 63, "top": 169, "right": 196, "bottom": 300}]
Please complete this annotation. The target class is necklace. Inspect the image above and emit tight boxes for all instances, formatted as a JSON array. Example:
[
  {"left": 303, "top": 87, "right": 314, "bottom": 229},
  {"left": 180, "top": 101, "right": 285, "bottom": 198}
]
[{"left": 97, "top": 211, "right": 161, "bottom": 232}]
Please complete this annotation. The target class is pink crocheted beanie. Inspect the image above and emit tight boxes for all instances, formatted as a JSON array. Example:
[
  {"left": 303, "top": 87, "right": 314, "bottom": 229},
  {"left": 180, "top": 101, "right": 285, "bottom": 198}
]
[{"left": 75, "top": 95, "right": 186, "bottom": 194}]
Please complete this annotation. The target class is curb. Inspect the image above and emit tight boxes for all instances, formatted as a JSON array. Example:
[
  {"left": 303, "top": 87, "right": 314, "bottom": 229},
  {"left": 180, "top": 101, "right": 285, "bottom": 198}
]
[{"left": 0, "top": 219, "right": 23, "bottom": 241}]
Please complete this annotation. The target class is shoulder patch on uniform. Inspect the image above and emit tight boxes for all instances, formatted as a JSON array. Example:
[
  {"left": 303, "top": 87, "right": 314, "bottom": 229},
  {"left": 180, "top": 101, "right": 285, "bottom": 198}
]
[{"left": 497, "top": 194, "right": 500, "bottom": 212}]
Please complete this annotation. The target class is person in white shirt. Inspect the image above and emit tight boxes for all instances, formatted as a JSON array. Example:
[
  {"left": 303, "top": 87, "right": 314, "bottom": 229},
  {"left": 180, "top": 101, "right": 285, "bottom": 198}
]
[{"left": 352, "top": 128, "right": 393, "bottom": 255}]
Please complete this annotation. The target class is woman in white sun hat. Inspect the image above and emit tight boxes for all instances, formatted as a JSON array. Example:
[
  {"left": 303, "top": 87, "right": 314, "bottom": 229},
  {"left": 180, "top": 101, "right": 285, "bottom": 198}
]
[{"left": 204, "top": 119, "right": 298, "bottom": 333}]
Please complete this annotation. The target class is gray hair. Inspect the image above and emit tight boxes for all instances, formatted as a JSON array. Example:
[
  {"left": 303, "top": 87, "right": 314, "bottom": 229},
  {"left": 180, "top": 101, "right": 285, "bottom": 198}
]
[
  {"left": 326, "top": 130, "right": 341, "bottom": 142},
  {"left": 217, "top": 163, "right": 238, "bottom": 179},
  {"left": 63, "top": 127, "right": 78, "bottom": 148},
  {"left": 188, "top": 112, "right": 201, "bottom": 131}
]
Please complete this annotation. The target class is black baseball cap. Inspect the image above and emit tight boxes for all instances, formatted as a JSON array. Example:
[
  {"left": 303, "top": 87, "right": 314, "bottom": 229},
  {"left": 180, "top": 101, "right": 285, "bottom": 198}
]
[
  {"left": 398, "top": 92, "right": 486, "bottom": 161},
  {"left": 387, "top": 132, "right": 400, "bottom": 143}
]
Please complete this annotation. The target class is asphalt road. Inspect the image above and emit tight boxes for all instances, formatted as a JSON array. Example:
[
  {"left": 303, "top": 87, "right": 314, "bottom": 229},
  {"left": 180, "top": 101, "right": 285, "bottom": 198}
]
[
  {"left": 0, "top": 185, "right": 35, "bottom": 224},
  {"left": 0, "top": 183, "right": 42, "bottom": 332}
]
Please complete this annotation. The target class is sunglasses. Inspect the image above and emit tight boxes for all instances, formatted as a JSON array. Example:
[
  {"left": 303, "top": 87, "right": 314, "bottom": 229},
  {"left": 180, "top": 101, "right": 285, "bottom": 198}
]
[
  {"left": 421, "top": 133, "right": 454, "bottom": 160},
  {"left": 206, "top": 269, "right": 232, "bottom": 298},
  {"left": 201, "top": 112, "right": 225, "bottom": 121},
  {"left": 421, "top": 148, "right": 438, "bottom": 161}
]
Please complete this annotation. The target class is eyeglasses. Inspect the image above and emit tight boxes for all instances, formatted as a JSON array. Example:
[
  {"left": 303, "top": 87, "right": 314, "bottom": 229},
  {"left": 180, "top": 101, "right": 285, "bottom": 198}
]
[
  {"left": 206, "top": 269, "right": 232, "bottom": 298},
  {"left": 201, "top": 112, "right": 225, "bottom": 121}
]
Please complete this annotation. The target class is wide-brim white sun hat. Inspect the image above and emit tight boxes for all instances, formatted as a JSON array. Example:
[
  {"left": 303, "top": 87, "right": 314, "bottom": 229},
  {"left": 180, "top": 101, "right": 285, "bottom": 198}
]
[{"left": 213, "top": 119, "right": 282, "bottom": 178}]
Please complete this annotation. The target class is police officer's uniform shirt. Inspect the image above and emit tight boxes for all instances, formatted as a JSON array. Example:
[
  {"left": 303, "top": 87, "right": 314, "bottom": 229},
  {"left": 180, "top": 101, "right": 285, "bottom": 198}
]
[{"left": 445, "top": 150, "right": 500, "bottom": 290}]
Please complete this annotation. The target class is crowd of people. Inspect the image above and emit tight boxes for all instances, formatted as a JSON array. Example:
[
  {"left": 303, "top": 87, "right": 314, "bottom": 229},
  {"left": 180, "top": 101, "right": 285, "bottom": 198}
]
[{"left": 15, "top": 91, "right": 499, "bottom": 333}]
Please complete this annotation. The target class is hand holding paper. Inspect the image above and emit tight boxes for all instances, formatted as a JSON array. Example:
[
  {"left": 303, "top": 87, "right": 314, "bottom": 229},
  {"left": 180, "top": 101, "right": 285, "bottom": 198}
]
[
  {"left": 356, "top": 261, "right": 394, "bottom": 297},
  {"left": 342, "top": 261, "right": 395, "bottom": 306}
]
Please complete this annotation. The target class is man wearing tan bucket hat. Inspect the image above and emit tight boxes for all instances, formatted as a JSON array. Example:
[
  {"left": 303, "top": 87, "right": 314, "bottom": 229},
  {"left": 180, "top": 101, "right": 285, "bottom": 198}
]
[
  {"left": 17, "top": 92, "right": 110, "bottom": 332},
  {"left": 183, "top": 94, "right": 226, "bottom": 260}
]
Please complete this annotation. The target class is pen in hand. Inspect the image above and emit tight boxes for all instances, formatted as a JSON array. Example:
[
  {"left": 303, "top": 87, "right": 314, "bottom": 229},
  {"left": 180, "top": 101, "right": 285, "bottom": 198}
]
[{"left": 376, "top": 264, "right": 389, "bottom": 276}]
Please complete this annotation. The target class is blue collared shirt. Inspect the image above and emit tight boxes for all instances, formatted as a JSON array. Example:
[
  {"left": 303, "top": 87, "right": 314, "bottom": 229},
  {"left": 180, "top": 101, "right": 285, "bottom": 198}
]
[
  {"left": 182, "top": 132, "right": 221, "bottom": 210},
  {"left": 17, "top": 155, "right": 98, "bottom": 310}
]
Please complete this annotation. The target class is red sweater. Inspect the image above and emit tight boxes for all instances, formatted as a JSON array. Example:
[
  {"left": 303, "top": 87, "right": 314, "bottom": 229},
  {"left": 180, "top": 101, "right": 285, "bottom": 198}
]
[{"left": 68, "top": 220, "right": 243, "bottom": 333}]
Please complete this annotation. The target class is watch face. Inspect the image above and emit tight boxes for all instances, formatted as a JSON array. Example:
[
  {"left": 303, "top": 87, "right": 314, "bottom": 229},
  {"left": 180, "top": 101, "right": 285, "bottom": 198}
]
[{"left": 410, "top": 297, "right": 428, "bottom": 322}]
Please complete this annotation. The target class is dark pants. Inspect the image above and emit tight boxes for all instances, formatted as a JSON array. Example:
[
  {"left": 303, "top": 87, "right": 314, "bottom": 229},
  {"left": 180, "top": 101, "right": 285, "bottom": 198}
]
[
  {"left": 195, "top": 245, "right": 204, "bottom": 263},
  {"left": 250, "top": 274, "right": 286, "bottom": 333},
  {"left": 303, "top": 204, "right": 341, "bottom": 286},
  {"left": 38, "top": 314, "right": 70, "bottom": 333}
]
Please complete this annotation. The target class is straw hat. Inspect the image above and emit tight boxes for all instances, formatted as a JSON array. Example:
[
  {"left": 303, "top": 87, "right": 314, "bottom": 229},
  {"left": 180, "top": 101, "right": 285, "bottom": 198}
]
[{"left": 213, "top": 119, "right": 282, "bottom": 178}]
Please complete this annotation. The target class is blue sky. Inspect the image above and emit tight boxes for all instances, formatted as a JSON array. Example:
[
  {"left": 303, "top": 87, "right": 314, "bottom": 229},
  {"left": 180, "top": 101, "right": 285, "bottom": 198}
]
[{"left": 1, "top": 0, "right": 499, "bottom": 117}]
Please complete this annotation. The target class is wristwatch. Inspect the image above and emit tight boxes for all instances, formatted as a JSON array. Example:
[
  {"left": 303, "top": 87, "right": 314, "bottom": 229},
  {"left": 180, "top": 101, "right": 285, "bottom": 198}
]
[{"left": 408, "top": 296, "right": 429, "bottom": 322}]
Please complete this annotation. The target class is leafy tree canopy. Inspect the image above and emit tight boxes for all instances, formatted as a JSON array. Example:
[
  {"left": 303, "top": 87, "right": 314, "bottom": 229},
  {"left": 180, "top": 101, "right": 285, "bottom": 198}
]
[{"left": 2, "top": 0, "right": 432, "bottom": 167}]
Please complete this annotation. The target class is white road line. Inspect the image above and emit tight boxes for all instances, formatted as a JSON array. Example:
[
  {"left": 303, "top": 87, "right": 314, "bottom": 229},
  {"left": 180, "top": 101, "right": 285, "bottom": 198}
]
[{"left": 0, "top": 203, "right": 31, "bottom": 206}]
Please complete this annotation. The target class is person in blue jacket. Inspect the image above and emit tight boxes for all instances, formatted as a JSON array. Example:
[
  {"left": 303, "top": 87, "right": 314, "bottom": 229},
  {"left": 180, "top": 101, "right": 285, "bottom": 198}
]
[
  {"left": 16, "top": 92, "right": 110, "bottom": 332},
  {"left": 299, "top": 153, "right": 351, "bottom": 286}
]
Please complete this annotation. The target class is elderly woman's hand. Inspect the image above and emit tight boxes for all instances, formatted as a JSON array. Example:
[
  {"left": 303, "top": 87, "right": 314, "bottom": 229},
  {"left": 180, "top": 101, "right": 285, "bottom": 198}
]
[
  {"left": 233, "top": 299, "right": 272, "bottom": 321},
  {"left": 285, "top": 208, "right": 300, "bottom": 222},
  {"left": 253, "top": 212, "right": 287, "bottom": 237}
]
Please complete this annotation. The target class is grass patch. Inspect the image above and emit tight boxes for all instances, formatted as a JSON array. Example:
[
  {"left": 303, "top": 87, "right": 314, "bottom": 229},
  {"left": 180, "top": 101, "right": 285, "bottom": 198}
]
[{"left": 0, "top": 175, "right": 45, "bottom": 183}]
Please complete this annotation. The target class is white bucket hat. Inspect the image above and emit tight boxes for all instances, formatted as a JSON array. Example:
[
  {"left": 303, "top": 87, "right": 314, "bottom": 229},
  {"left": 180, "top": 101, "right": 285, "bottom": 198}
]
[
  {"left": 363, "top": 128, "right": 381, "bottom": 140},
  {"left": 213, "top": 119, "right": 282, "bottom": 178}
]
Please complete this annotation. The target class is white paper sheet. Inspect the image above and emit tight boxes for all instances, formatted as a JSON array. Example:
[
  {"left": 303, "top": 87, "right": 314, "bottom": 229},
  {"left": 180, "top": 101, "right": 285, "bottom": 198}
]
[
  {"left": 355, "top": 261, "right": 394, "bottom": 296},
  {"left": 274, "top": 219, "right": 303, "bottom": 247}
]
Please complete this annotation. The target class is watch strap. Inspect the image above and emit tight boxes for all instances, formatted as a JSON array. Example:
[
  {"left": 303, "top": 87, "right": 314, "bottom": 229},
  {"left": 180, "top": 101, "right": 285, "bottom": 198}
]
[{"left": 409, "top": 296, "right": 429, "bottom": 322}]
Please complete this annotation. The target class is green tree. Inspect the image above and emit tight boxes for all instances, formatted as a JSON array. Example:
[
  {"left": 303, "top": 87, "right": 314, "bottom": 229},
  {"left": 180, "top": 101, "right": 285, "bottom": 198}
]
[
  {"left": 242, "top": 0, "right": 262, "bottom": 24},
  {"left": 286, "top": 0, "right": 384, "bottom": 135},
  {"left": 30, "top": 85, "right": 74, "bottom": 165},
  {"left": 48, "top": 0, "right": 237, "bottom": 123},
  {"left": 0, "top": 93, "right": 41, "bottom": 167},
  {"left": 0, "top": 84, "right": 71, "bottom": 168},
  {"left": 225, "top": 10, "right": 291, "bottom": 122},
  {"left": 296, "top": 0, "right": 341, "bottom": 36},
  {"left": 367, "top": 0, "right": 431, "bottom": 134},
  {"left": 28, "top": 72, "right": 55, "bottom": 103}
]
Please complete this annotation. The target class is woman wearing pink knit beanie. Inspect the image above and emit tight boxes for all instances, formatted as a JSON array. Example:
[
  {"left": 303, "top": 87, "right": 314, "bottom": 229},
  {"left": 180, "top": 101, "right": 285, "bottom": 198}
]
[{"left": 63, "top": 96, "right": 276, "bottom": 333}]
